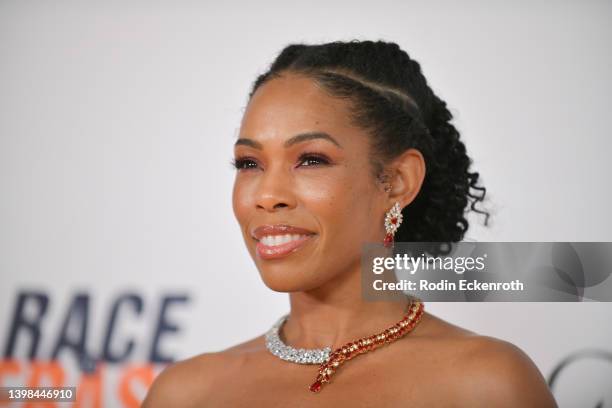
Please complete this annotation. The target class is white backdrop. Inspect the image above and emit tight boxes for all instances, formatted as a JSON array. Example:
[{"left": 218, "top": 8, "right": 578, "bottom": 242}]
[{"left": 1, "top": 1, "right": 611, "bottom": 407}]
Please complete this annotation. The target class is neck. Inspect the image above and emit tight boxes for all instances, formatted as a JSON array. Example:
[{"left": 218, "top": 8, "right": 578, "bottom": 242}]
[{"left": 281, "top": 262, "right": 411, "bottom": 351}]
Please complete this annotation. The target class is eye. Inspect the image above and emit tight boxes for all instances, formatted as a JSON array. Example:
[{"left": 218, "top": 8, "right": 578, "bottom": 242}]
[
  {"left": 230, "top": 156, "right": 259, "bottom": 170},
  {"left": 298, "top": 152, "right": 331, "bottom": 167},
  {"left": 230, "top": 152, "right": 332, "bottom": 171}
]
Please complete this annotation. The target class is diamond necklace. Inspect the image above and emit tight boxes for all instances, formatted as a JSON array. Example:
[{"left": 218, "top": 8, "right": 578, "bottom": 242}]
[
  {"left": 264, "top": 298, "right": 425, "bottom": 393},
  {"left": 265, "top": 314, "right": 332, "bottom": 364}
]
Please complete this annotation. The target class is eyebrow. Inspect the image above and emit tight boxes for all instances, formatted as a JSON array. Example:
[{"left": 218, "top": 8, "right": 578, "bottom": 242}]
[{"left": 234, "top": 131, "right": 343, "bottom": 150}]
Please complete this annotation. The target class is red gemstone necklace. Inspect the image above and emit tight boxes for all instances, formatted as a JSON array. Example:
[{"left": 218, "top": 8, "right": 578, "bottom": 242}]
[{"left": 265, "top": 297, "right": 425, "bottom": 393}]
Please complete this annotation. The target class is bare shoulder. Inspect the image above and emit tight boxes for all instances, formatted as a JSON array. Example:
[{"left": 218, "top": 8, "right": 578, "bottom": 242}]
[
  {"left": 141, "top": 335, "right": 265, "bottom": 408},
  {"left": 410, "top": 312, "right": 558, "bottom": 407},
  {"left": 453, "top": 335, "right": 558, "bottom": 407},
  {"left": 141, "top": 352, "right": 224, "bottom": 408}
]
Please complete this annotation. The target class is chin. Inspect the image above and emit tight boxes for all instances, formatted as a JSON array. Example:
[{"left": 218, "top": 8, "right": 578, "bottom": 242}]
[{"left": 258, "top": 270, "right": 320, "bottom": 293}]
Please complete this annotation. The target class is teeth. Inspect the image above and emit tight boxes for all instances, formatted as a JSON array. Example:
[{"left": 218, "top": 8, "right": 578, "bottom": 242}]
[{"left": 260, "top": 234, "right": 309, "bottom": 246}]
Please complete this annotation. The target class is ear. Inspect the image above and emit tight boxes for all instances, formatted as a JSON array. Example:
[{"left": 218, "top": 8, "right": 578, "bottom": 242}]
[{"left": 385, "top": 148, "right": 426, "bottom": 209}]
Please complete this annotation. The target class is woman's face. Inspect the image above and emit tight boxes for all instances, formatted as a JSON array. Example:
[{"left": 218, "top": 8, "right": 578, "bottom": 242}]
[{"left": 232, "top": 73, "right": 388, "bottom": 292}]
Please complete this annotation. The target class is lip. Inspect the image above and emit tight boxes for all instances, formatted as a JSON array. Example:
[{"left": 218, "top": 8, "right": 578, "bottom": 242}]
[
  {"left": 255, "top": 234, "right": 316, "bottom": 260},
  {"left": 251, "top": 224, "right": 317, "bottom": 260}
]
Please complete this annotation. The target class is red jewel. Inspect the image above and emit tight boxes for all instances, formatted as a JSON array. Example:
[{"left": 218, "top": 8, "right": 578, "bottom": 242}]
[
  {"left": 309, "top": 380, "right": 322, "bottom": 393},
  {"left": 383, "top": 233, "right": 394, "bottom": 247},
  {"left": 306, "top": 301, "right": 424, "bottom": 394},
  {"left": 391, "top": 217, "right": 397, "bottom": 224}
]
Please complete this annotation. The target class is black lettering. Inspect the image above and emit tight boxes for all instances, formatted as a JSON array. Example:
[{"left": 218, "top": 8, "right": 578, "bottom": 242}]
[
  {"left": 51, "top": 293, "right": 92, "bottom": 371},
  {"left": 102, "top": 293, "right": 142, "bottom": 362},
  {"left": 149, "top": 294, "right": 189, "bottom": 363},
  {"left": 3, "top": 291, "right": 49, "bottom": 359}
]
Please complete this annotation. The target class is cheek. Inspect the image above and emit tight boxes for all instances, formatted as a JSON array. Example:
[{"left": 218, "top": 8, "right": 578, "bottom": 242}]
[
  {"left": 299, "top": 173, "right": 375, "bottom": 234},
  {"left": 232, "top": 179, "right": 252, "bottom": 225},
  {"left": 296, "top": 174, "right": 346, "bottom": 214}
]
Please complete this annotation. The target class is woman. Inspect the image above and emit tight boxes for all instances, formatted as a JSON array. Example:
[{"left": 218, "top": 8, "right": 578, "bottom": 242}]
[{"left": 143, "top": 40, "right": 557, "bottom": 407}]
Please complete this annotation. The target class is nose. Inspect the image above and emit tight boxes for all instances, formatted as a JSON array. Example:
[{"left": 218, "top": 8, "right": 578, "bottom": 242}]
[{"left": 254, "top": 165, "right": 296, "bottom": 212}]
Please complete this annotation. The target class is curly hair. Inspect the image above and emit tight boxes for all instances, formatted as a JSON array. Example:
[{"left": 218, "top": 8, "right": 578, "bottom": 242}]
[{"left": 247, "top": 40, "right": 490, "bottom": 255}]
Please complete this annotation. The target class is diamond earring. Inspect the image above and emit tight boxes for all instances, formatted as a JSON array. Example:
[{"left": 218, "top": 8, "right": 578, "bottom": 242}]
[{"left": 383, "top": 201, "right": 403, "bottom": 248}]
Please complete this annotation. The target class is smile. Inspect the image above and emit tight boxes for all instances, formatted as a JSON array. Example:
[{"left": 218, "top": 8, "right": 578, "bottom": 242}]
[{"left": 256, "top": 234, "right": 315, "bottom": 260}]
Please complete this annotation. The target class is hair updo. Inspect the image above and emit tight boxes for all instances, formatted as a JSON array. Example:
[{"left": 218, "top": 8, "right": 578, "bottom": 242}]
[{"left": 247, "top": 40, "right": 490, "bottom": 254}]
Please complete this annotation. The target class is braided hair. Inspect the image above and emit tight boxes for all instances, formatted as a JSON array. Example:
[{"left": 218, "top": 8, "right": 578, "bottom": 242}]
[{"left": 247, "top": 40, "right": 490, "bottom": 255}]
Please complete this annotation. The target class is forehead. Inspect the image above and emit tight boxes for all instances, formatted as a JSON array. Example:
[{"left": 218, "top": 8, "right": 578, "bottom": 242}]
[{"left": 238, "top": 73, "right": 363, "bottom": 143}]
